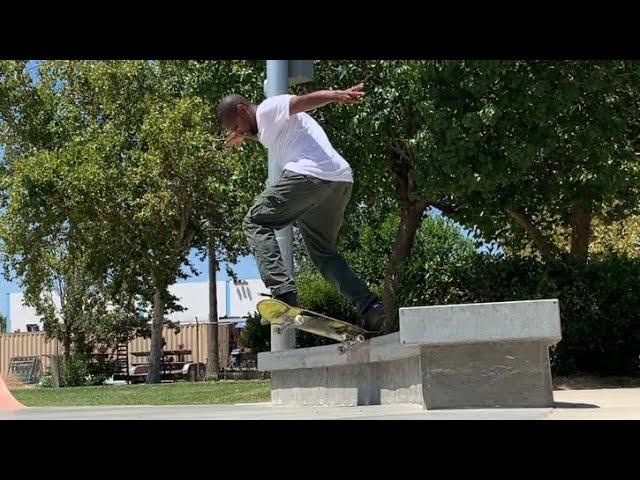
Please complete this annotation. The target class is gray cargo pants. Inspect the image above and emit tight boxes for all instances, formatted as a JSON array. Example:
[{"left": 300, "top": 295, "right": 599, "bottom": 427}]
[{"left": 243, "top": 170, "right": 376, "bottom": 314}]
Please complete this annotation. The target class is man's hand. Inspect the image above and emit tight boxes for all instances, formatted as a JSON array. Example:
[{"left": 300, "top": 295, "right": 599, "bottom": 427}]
[
  {"left": 331, "top": 83, "right": 365, "bottom": 104},
  {"left": 224, "top": 132, "right": 245, "bottom": 147},
  {"left": 289, "top": 83, "right": 366, "bottom": 115}
]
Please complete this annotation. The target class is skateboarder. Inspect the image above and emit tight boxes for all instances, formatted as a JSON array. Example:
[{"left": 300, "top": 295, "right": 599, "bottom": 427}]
[{"left": 217, "top": 83, "right": 384, "bottom": 332}]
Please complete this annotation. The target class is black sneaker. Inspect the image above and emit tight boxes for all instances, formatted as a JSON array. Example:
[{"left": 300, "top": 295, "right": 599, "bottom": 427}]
[
  {"left": 362, "top": 302, "right": 385, "bottom": 332},
  {"left": 275, "top": 291, "right": 299, "bottom": 307}
]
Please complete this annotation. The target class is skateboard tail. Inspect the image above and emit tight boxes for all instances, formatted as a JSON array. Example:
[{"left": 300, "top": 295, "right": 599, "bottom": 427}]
[{"left": 257, "top": 299, "right": 303, "bottom": 325}]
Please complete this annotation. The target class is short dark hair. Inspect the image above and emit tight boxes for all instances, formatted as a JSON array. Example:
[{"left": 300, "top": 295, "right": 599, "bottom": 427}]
[{"left": 216, "top": 94, "right": 249, "bottom": 126}]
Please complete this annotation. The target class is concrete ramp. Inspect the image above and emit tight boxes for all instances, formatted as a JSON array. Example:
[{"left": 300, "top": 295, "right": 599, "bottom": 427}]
[{"left": 259, "top": 299, "right": 562, "bottom": 409}]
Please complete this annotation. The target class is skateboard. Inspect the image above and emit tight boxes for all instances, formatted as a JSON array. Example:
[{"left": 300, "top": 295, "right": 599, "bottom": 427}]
[{"left": 256, "top": 298, "right": 374, "bottom": 355}]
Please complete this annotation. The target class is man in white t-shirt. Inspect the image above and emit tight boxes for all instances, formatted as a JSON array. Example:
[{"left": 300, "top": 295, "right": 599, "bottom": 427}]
[{"left": 217, "top": 83, "right": 384, "bottom": 332}]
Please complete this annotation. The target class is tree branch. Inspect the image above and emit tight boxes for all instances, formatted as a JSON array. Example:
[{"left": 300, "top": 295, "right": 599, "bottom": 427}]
[
  {"left": 98, "top": 211, "right": 154, "bottom": 273},
  {"left": 505, "top": 206, "right": 559, "bottom": 260}
]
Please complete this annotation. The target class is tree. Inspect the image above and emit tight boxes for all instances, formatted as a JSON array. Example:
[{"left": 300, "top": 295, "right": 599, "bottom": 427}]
[
  {"left": 438, "top": 61, "right": 640, "bottom": 263},
  {"left": 163, "top": 61, "right": 265, "bottom": 380},
  {"left": 24, "top": 249, "right": 145, "bottom": 372},
  {"left": 508, "top": 213, "right": 640, "bottom": 259},
  {"left": 0, "top": 61, "right": 149, "bottom": 374},
  {"left": 310, "top": 60, "right": 640, "bottom": 330},
  {"left": 588, "top": 216, "right": 640, "bottom": 257},
  {"left": 0, "top": 61, "right": 265, "bottom": 382},
  {"left": 0, "top": 61, "right": 148, "bottom": 370},
  {"left": 0, "top": 313, "right": 6, "bottom": 333}
]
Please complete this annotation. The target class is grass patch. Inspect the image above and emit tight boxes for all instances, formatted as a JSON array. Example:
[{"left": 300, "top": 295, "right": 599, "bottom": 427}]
[{"left": 11, "top": 380, "right": 271, "bottom": 407}]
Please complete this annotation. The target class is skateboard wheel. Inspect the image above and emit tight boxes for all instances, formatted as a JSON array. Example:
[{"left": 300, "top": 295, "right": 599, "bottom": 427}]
[
  {"left": 355, "top": 334, "right": 365, "bottom": 343},
  {"left": 294, "top": 315, "right": 304, "bottom": 326},
  {"left": 337, "top": 346, "right": 346, "bottom": 355}
]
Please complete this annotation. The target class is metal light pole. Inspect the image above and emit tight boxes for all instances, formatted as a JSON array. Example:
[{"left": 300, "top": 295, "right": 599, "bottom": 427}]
[{"left": 264, "top": 60, "right": 313, "bottom": 352}]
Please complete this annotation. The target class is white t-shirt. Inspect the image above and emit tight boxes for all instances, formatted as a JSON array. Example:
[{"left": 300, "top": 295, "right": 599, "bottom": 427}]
[{"left": 256, "top": 94, "right": 354, "bottom": 183}]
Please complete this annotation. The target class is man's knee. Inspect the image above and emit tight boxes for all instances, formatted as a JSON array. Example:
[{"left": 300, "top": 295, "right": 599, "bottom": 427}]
[{"left": 243, "top": 211, "right": 257, "bottom": 236}]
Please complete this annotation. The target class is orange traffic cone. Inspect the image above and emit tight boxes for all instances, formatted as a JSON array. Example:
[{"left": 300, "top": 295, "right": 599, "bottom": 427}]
[{"left": 0, "top": 374, "right": 24, "bottom": 409}]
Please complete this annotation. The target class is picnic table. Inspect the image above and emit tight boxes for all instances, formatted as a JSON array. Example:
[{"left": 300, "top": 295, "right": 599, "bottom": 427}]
[
  {"left": 130, "top": 349, "right": 192, "bottom": 365},
  {"left": 130, "top": 349, "right": 192, "bottom": 356},
  {"left": 128, "top": 348, "right": 204, "bottom": 383}
]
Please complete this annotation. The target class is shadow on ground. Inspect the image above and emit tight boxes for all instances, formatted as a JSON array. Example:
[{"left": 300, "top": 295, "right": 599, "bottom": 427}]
[{"left": 552, "top": 402, "right": 599, "bottom": 409}]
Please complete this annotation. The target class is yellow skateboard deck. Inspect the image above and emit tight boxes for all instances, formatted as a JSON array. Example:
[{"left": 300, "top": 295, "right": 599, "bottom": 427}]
[{"left": 257, "top": 299, "right": 371, "bottom": 354}]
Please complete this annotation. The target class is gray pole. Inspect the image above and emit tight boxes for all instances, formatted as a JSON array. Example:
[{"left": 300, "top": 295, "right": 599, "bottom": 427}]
[
  {"left": 206, "top": 239, "right": 220, "bottom": 379},
  {"left": 265, "top": 60, "right": 296, "bottom": 351}
]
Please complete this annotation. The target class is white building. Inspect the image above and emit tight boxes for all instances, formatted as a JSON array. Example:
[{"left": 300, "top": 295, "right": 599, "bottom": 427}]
[{"left": 7, "top": 279, "right": 268, "bottom": 333}]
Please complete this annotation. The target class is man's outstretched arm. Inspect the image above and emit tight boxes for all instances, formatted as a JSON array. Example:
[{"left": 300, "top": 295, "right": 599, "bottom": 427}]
[{"left": 289, "top": 83, "right": 365, "bottom": 115}]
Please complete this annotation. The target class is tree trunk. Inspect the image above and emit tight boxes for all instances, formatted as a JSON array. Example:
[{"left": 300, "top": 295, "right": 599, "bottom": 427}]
[
  {"left": 146, "top": 282, "right": 165, "bottom": 384},
  {"left": 62, "top": 330, "right": 72, "bottom": 365},
  {"left": 382, "top": 199, "right": 428, "bottom": 332},
  {"left": 60, "top": 328, "right": 72, "bottom": 386},
  {"left": 207, "top": 243, "right": 220, "bottom": 380},
  {"left": 570, "top": 202, "right": 592, "bottom": 261}
]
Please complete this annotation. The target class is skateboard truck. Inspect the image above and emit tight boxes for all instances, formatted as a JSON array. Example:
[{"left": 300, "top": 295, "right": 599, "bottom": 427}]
[
  {"left": 294, "top": 313, "right": 366, "bottom": 355},
  {"left": 336, "top": 334, "right": 366, "bottom": 355},
  {"left": 281, "top": 315, "right": 366, "bottom": 354},
  {"left": 278, "top": 314, "right": 310, "bottom": 334},
  {"left": 276, "top": 318, "right": 295, "bottom": 335}
]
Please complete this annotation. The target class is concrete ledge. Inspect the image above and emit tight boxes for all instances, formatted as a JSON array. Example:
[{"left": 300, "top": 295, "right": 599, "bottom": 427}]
[
  {"left": 399, "top": 299, "right": 561, "bottom": 346},
  {"left": 258, "top": 332, "right": 420, "bottom": 371},
  {"left": 258, "top": 299, "right": 562, "bottom": 409}
]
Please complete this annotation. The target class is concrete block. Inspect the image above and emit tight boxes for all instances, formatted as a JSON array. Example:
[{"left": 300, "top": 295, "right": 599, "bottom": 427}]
[{"left": 421, "top": 341, "right": 554, "bottom": 409}]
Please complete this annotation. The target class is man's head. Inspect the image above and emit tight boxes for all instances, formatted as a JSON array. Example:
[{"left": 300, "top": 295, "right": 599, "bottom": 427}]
[{"left": 216, "top": 94, "right": 258, "bottom": 137}]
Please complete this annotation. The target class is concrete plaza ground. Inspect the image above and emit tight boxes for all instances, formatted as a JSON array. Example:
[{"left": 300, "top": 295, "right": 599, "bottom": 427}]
[{"left": 1, "top": 388, "right": 639, "bottom": 419}]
